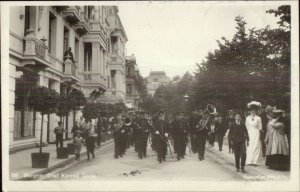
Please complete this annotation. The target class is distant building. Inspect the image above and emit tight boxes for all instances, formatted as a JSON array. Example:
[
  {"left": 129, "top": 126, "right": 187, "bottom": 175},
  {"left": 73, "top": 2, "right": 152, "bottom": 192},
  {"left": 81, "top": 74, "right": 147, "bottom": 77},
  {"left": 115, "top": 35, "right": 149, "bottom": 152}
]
[
  {"left": 125, "top": 54, "right": 140, "bottom": 109},
  {"left": 146, "top": 71, "right": 170, "bottom": 96}
]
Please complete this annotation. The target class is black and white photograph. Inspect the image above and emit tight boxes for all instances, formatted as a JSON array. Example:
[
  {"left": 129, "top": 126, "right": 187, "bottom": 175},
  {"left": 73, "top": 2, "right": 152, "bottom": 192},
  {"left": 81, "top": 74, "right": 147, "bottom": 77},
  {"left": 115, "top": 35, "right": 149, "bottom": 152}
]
[{"left": 1, "top": 1, "right": 299, "bottom": 191}]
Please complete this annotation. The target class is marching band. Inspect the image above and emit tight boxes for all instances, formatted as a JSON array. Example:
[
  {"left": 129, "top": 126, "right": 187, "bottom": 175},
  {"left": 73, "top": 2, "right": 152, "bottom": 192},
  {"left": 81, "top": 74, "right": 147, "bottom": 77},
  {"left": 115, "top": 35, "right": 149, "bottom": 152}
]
[
  {"left": 72, "top": 101, "right": 290, "bottom": 172},
  {"left": 105, "top": 104, "right": 218, "bottom": 163}
]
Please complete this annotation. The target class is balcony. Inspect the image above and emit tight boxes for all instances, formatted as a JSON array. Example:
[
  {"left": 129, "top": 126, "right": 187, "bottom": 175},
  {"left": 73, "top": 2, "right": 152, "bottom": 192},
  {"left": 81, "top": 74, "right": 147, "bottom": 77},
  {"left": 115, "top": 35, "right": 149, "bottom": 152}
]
[
  {"left": 88, "top": 21, "right": 107, "bottom": 42},
  {"left": 62, "top": 6, "right": 81, "bottom": 24},
  {"left": 53, "top": 6, "right": 70, "bottom": 13},
  {"left": 21, "top": 29, "right": 51, "bottom": 70},
  {"left": 109, "top": 54, "right": 125, "bottom": 66},
  {"left": 74, "top": 21, "right": 89, "bottom": 36},
  {"left": 82, "top": 72, "right": 108, "bottom": 89},
  {"left": 61, "top": 59, "right": 80, "bottom": 84}
]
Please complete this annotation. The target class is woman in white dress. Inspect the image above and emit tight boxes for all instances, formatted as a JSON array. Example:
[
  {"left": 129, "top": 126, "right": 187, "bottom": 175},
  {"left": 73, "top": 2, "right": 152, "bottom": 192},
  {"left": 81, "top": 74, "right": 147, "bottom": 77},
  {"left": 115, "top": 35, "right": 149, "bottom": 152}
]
[{"left": 245, "top": 101, "right": 263, "bottom": 165}]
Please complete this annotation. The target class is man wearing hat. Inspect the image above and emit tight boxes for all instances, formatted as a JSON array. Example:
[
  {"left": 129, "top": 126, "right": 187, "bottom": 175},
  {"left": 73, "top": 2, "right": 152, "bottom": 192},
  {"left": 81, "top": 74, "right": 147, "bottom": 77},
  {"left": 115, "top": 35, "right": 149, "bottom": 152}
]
[
  {"left": 215, "top": 113, "right": 227, "bottom": 151},
  {"left": 226, "top": 110, "right": 235, "bottom": 153},
  {"left": 130, "top": 111, "right": 139, "bottom": 152},
  {"left": 152, "top": 110, "right": 171, "bottom": 163},
  {"left": 135, "top": 111, "right": 151, "bottom": 159},
  {"left": 194, "top": 113, "right": 209, "bottom": 161},
  {"left": 111, "top": 113, "right": 124, "bottom": 159},
  {"left": 171, "top": 111, "right": 189, "bottom": 160},
  {"left": 228, "top": 112, "right": 249, "bottom": 173},
  {"left": 189, "top": 110, "right": 201, "bottom": 153},
  {"left": 71, "top": 120, "right": 80, "bottom": 139},
  {"left": 54, "top": 121, "right": 66, "bottom": 149}
]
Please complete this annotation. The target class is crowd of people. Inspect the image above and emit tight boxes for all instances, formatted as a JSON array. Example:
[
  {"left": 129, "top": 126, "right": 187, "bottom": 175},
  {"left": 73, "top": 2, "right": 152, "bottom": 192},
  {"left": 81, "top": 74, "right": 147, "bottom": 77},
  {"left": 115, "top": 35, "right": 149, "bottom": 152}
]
[{"left": 57, "top": 100, "right": 290, "bottom": 173}]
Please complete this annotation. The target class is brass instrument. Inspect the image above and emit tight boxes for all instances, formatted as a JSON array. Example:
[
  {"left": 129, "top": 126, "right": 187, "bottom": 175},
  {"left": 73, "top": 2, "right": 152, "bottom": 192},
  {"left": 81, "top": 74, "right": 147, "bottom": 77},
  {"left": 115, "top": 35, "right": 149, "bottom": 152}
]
[
  {"left": 124, "top": 116, "right": 132, "bottom": 126},
  {"left": 197, "top": 104, "right": 217, "bottom": 131}
]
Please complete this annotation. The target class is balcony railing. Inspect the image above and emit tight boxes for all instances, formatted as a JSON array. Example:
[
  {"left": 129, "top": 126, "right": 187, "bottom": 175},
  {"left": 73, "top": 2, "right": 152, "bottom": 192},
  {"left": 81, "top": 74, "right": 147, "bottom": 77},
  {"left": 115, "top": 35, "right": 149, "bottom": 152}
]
[
  {"left": 53, "top": 6, "right": 70, "bottom": 13},
  {"left": 24, "top": 30, "right": 47, "bottom": 60},
  {"left": 83, "top": 72, "right": 108, "bottom": 88},
  {"left": 62, "top": 6, "right": 81, "bottom": 24},
  {"left": 22, "top": 29, "right": 51, "bottom": 69}
]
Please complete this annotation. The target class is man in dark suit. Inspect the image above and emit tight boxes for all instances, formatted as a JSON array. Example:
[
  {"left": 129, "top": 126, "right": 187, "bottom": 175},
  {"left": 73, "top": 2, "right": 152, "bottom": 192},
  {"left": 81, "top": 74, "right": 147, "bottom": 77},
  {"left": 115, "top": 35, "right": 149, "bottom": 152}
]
[
  {"left": 153, "top": 110, "right": 171, "bottom": 163},
  {"left": 171, "top": 111, "right": 189, "bottom": 160},
  {"left": 71, "top": 120, "right": 80, "bottom": 139},
  {"left": 96, "top": 117, "right": 104, "bottom": 146},
  {"left": 135, "top": 111, "right": 151, "bottom": 159},
  {"left": 111, "top": 114, "right": 123, "bottom": 159},
  {"left": 215, "top": 115, "right": 226, "bottom": 151},
  {"left": 227, "top": 110, "right": 235, "bottom": 153},
  {"left": 194, "top": 114, "right": 209, "bottom": 161},
  {"left": 189, "top": 111, "right": 200, "bottom": 153},
  {"left": 228, "top": 113, "right": 249, "bottom": 173}
]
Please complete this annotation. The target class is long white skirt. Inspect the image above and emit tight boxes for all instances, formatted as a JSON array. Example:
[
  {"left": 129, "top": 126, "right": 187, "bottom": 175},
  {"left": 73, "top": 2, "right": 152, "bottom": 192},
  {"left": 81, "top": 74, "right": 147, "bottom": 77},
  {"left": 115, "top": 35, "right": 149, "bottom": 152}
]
[{"left": 246, "top": 128, "right": 263, "bottom": 165}]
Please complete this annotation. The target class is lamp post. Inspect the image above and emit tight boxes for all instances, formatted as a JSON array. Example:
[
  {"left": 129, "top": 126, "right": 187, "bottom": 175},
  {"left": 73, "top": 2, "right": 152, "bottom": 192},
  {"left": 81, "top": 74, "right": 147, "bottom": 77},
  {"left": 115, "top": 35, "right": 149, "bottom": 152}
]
[{"left": 184, "top": 94, "right": 189, "bottom": 114}]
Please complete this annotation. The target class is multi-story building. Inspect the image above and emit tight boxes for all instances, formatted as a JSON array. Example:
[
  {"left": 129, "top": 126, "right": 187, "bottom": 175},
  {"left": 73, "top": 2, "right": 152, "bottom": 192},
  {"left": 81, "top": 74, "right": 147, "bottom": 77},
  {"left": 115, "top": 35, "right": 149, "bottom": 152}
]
[
  {"left": 146, "top": 71, "right": 171, "bottom": 96},
  {"left": 8, "top": 5, "right": 128, "bottom": 152},
  {"left": 125, "top": 54, "right": 140, "bottom": 109}
]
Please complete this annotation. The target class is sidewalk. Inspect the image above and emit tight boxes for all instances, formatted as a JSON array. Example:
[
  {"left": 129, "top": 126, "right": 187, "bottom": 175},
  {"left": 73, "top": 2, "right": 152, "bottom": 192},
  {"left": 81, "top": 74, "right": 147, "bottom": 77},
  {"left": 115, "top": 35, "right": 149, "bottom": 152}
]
[
  {"left": 10, "top": 137, "right": 113, "bottom": 180},
  {"left": 206, "top": 140, "right": 290, "bottom": 181}
]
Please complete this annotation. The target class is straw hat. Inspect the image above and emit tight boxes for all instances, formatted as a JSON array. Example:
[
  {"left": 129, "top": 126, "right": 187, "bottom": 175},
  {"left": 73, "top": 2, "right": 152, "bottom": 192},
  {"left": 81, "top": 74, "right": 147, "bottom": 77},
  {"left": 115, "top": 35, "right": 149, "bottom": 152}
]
[{"left": 247, "top": 101, "right": 262, "bottom": 110}]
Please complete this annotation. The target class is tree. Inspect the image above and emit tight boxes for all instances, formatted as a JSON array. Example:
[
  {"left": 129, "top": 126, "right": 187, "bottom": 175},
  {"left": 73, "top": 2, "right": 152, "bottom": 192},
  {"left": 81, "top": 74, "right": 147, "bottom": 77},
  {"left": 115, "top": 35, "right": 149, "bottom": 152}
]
[
  {"left": 28, "top": 86, "right": 59, "bottom": 153},
  {"left": 82, "top": 103, "right": 99, "bottom": 121},
  {"left": 192, "top": 6, "right": 291, "bottom": 112},
  {"left": 69, "top": 88, "right": 86, "bottom": 123},
  {"left": 140, "top": 72, "right": 195, "bottom": 115},
  {"left": 90, "top": 87, "right": 106, "bottom": 101},
  {"left": 266, "top": 5, "right": 291, "bottom": 29}
]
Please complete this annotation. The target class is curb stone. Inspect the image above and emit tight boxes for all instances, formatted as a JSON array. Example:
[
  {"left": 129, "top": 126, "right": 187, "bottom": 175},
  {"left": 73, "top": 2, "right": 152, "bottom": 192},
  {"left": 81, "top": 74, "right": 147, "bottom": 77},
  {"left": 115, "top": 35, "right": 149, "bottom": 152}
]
[{"left": 17, "top": 139, "right": 114, "bottom": 181}]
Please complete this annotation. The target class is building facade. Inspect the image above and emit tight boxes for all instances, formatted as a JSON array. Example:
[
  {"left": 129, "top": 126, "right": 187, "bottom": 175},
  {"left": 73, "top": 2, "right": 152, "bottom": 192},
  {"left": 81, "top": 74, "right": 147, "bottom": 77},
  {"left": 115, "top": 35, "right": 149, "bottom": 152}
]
[
  {"left": 9, "top": 5, "right": 128, "bottom": 152},
  {"left": 125, "top": 54, "right": 140, "bottom": 109},
  {"left": 146, "top": 71, "right": 170, "bottom": 96}
]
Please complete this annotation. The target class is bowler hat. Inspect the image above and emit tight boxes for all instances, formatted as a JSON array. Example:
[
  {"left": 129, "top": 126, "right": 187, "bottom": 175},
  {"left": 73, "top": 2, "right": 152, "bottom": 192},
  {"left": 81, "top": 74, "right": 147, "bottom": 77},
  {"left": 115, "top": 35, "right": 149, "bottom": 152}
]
[{"left": 158, "top": 109, "right": 165, "bottom": 115}]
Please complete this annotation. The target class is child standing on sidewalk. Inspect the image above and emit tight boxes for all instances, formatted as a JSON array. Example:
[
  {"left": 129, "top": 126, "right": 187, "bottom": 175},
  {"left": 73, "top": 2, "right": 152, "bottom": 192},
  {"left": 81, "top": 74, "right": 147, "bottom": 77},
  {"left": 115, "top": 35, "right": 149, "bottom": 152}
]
[
  {"left": 73, "top": 131, "right": 84, "bottom": 160},
  {"left": 85, "top": 130, "right": 96, "bottom": 160}
]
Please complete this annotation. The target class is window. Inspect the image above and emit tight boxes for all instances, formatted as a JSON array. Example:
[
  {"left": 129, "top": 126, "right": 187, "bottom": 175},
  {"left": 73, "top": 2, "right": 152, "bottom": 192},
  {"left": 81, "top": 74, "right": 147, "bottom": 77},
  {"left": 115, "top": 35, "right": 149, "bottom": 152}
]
[
  {"left": 84, "top": 43, "right": 92, "bottom": 71},
  {"left": 111, "top": 36, "right": 118, "bottom": 55},
  {"left": 75, "top": 38, "right": 79, "bottom": 61},
  {"left": 24, "top": 6, "right": 37, "bottom": 36},
  {"left": 24, "top": 6, "right": 30, "bottom": 33},
  {"left": 111, "top": 70, "right": 116, "bottom": 95},
  {"left": 127, "top": 84, "right": 132, "bottom": 95},
  {"left": 48, "top": 12, "right": 56, "bottom": 55},
  {"left": 14, "top": 71, "right": 36, "bottom": 139},
  {"left": 63, "top": 26, "right": 69, "bottom": 54},
  {"left": 85, "top": 6, "right": 94, "bottom": 20}
]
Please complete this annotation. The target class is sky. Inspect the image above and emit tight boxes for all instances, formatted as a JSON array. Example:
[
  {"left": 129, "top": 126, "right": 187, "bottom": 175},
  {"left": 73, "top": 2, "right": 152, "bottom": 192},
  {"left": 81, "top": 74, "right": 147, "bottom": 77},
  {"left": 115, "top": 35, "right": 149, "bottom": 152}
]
[{"left": 117, "top": 2, "right": 281, "bottom": 78}]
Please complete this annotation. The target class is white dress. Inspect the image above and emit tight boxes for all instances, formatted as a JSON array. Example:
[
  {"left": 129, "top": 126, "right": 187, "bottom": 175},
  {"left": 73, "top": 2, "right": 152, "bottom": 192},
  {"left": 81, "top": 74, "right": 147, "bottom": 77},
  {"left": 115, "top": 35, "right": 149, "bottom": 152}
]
[{"left": 245, "top": 115, "right": 263, "bottom": 165}]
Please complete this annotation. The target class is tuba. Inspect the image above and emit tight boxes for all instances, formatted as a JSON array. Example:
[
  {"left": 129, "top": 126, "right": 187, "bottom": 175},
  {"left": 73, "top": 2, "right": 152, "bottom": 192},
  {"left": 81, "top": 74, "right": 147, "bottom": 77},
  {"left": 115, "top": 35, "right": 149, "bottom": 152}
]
[
  {"left": 124, "top": 116, "right": 132, "bottom": 126},
  {"left": 197, "top": 104, "right": 217, "bottom": 131}
]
